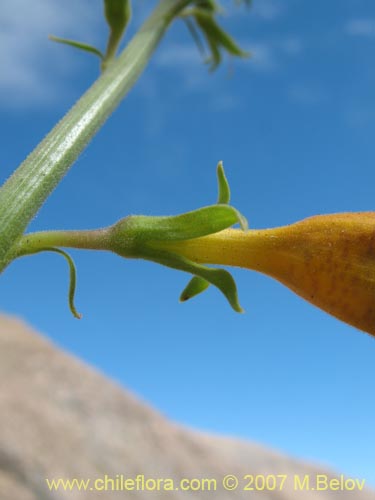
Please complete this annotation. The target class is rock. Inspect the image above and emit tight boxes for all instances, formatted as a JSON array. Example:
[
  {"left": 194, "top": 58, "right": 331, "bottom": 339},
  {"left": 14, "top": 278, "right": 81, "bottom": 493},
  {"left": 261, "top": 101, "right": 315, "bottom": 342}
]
[{"left": 0, "top": 314, "right": 373, "bottom": 499}]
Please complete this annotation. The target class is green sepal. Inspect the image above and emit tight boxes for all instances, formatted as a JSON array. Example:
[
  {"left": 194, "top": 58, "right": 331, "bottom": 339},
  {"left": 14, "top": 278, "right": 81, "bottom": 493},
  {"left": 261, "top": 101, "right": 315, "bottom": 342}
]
[
  {"left": 110, "top": 203, "right": 248, "bottom": 258},
  {"left": 21, "top": 247, "right": 81, "bottom": 319},
  {"left": 110, "top": 163, "right": 248, "bottom": 261},
  {"left": 49, "top": 35, "right": 104, "bottom": 60},
  {"left": 180, "top": 276, "right": 210, "bottom": 302},
  {"left": 140, "top": 247, "right": 243, "bottom": 313},
  {"left": 178, "top": 161, "right": 243, "bottom": 302},
  {"left": 145, "top": 204, "right": 247, "bottom": 239},
  {"left": 108, "top": 163, "right": 248, "bottom": 311},
  {"left": 216, "top": 161, "right": 230, "bottom": 204}
]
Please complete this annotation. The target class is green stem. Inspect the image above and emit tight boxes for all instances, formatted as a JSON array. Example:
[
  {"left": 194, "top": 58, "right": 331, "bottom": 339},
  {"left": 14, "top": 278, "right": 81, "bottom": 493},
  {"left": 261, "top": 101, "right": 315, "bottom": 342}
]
[
  {"left": 102, "top": 27, "right": 126, "bottom": 71},
  {"left": 0, "top": 0, "right": 191, "bottom": 273},
  {"left": 14, "top": 229, "right": 110, "bottom": 258}
]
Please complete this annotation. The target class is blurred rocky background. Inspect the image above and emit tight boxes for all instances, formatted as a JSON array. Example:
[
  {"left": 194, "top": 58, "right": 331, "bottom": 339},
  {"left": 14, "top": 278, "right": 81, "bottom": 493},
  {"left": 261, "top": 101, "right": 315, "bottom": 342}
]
[{"left": 0, "top": 314, "right": 373, "bottom": 499}]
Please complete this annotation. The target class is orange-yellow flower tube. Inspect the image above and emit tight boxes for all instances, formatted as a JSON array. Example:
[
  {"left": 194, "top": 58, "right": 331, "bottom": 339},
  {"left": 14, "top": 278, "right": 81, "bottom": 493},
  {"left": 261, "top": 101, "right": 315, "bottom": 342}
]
[{"left": 160, "top": 212, "right": 375, "bottom": 337}]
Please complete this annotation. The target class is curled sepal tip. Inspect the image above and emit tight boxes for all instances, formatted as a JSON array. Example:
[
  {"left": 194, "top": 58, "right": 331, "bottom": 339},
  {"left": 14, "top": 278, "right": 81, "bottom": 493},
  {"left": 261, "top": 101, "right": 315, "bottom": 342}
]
[
  {"left": 216, "top": 162, "right": 247, "bottom": 231},
  {"left": 109, "top": 162, "right": 248, "bottom": 312},
  {"left": 180, "top": 276, "right": 210, "bottom": 302},
  {"left": 141, "top": 247, "right": 244, "bottom": 313},
  {"left": 27, "top": 247, "right": 81, "bottom": 319}
]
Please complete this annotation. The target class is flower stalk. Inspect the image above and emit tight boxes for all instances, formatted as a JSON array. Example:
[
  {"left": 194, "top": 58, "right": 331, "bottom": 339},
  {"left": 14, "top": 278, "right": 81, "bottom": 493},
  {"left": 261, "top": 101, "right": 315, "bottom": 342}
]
[
  {"left": 13, "top": 163, "right": 248, "bottom": 316},
  {"left": 17, "top": 212, "right": 375, "bottom": 337},
  {"left": 14, "top": 161, "right": 375, "bottom": 338}
]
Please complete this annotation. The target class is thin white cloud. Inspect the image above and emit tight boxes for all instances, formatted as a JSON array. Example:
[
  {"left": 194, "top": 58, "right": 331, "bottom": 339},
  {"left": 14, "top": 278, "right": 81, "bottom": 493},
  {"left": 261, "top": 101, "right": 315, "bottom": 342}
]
[
  {"left": 248, "top": 42, "right": 276, "bottom": 71},
  {"left": 345, "top": 18, "right": 375, "bottom": 37},
  {"left": 0, "top": 0, "right": 101, "bottom": 108},
  {"left": 247, "top": 37, "right": 302, "bottom": 72},
  {"left": 224, "top": 0, "right": 284, "bottom": 21},
  {"left": 155, "top": 34, "right": 302, "bottom": 77},
  {"left": 210, "top": 94, "right": 241, "bottom": 112},
  {"left": 280, "top": 37, "right": 303, "bottom": 55},
  {"left": 287, "top": 83, "right": 326, "bottom": 105},
  {"left": 156, "top": 44, "right": 202, "bottom": 69},
  {"left": 251, "top": 0, "right": 284, "bottom": 21},
  {"left": 344, "top": 105, "right": 375, "bottom": 128},
  {"left": 150, "top": 34, "right": 303, "bottom": 119},
  {"left": 154, "top": 43, "right": 210, "bottom": 92}
]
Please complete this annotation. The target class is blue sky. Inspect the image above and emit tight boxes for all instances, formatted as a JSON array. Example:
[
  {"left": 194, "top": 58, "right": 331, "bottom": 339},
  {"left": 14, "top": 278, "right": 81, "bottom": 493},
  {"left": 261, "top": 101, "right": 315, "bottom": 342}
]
[{"left": 1, "top": 0, "right": 375, "bottom": 486}]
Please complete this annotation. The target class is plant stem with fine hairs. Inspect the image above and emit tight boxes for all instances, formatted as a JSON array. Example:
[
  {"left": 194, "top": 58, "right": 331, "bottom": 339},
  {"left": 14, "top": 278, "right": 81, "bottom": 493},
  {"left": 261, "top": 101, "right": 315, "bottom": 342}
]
[{"left": 0, "top": 0, "right": 191, "bottom": 274}]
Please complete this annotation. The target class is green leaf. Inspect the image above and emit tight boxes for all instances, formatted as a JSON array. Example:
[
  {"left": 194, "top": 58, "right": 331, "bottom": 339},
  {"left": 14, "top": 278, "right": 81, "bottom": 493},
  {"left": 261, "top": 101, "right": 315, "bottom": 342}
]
[
  {"left": 49, "top": 35, "right": 104, "bottom": 60},
  {"left": 182, "top": 1, "right": 250, "bottom": 70},
  {"left": 216, "top": 161, "right": 230, "bottom": 204},
  {"left": 141, "top": 247, "right": 244, "bottom": 312},
  {"left": 205, "top": 33, "right": 222, "bottom": 70},
  {"left": 195, "top": 11, "right": 249, "bottom": 58},
  {"left": 23, "top": 247, "right": 81, "bottom": 319},
  {"left": 180, "top": 276, "right": 210, "bottom": 302}
]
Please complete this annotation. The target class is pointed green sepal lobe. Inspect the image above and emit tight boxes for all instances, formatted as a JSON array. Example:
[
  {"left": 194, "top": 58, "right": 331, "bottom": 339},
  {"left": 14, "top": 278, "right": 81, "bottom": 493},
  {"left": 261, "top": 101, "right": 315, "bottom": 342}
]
[
  {"left": 216, "top": 161, "right": 230, "bottom": 204},
  {"left": 144, "top": 204, "right": 247, "bottom": 240},
  {"left": 49, "top": 35, "right": 104, "bottom": 60},
  {"left": 110, "top": 204, "right": 248, "bottom": 258},
  {"left": 235, "top": 208, "right": 248, "bottom": 232},
  {"left": 180, "top": 276, "right": 210, "bottom": 302},
  {"left": 141, "top": 247, "right": 243, "bottom": 313},
  {"left": 106, "top": 163, "right": 248, "bottom": 312}
]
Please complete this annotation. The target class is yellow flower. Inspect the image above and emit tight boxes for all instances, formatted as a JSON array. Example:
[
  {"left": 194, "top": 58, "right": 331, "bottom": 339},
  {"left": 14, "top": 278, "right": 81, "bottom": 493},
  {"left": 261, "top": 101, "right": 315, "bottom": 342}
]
[
  {"left": 162, "top": 212, "right": 375, "bottom": 337},
  {"left": 16, "top": 161, "right": 375, "bottom": 335}
]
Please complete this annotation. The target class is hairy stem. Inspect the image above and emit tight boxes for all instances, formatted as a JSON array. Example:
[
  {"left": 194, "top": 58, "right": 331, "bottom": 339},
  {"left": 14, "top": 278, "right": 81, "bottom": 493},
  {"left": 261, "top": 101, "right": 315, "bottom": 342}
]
[
  {"left": 14, "top": 230, "right": 111, "bottom": 258},
  {"left": 0, "top": 0, "right": 191, "bottom": 273}
]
